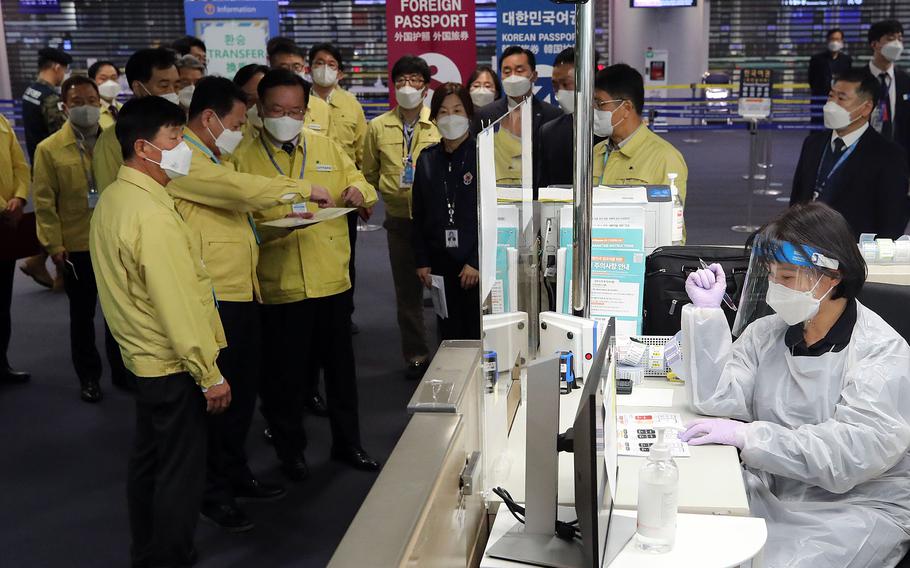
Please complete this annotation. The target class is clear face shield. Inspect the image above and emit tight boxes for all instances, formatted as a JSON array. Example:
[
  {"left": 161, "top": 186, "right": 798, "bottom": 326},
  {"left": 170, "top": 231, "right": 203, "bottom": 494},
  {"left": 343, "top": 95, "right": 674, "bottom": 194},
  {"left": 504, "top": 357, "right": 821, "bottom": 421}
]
[{"left": 732, "top": 237, "right": 841, "bottom": 336}]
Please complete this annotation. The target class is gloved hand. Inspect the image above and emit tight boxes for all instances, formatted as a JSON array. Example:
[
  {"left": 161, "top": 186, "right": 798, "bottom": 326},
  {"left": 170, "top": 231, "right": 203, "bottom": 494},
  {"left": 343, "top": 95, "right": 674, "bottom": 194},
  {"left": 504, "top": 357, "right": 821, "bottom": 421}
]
[
  {"left": 678, "top": 418, "right": 745, "bottom": 449},
  {"left": 684, "top": 263, "right": 727, "bottom": 308}
]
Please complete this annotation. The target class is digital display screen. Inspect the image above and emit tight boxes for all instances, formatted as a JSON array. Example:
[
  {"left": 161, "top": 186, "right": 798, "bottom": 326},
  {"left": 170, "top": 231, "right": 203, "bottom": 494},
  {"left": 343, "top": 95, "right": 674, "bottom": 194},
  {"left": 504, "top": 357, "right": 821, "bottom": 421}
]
[{"left": 631, "top": 0, "right": 697, "bottom": 7}]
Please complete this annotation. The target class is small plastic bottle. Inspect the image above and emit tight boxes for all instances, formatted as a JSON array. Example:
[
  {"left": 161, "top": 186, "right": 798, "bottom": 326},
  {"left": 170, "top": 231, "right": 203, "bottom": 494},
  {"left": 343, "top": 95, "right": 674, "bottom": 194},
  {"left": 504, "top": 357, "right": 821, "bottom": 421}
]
[
  {"left": 636, "top": 428, "right": 679, "bottom": 553},
  {"left": 668, "top": 173, "right": 684, "bottom": 246}
]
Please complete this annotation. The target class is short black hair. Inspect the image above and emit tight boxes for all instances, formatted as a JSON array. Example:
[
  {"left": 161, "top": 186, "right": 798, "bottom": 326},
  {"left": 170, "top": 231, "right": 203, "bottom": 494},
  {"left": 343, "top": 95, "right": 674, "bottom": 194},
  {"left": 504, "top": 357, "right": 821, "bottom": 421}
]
[
  {"left": 826, "top": 28, "right": 844, "bottom": 40},
  {"left": 832, "top": 67, "right": 880, "bottom": 110},
  {"left": 501, "top": 45, "right": 536, "bottom": 71},
  {"left": 233, "top": 63, "right": 269, "bottom": 88},
  {"left": 61, "top": 76, "right": 99, "bottom": 103},
  {"left": 554, "top": 47, "right": 575, "bottom": 67},
  {"left": 267, "top": 37, "right": 303, "bottom": 60},
  {"left": 172, "top": 35, "right": 206, "bottom": 55},
  {"left": 88, "top": 60, "right": 120, "bottom": 80},
  {"left": 595, "top": 63, "right": 645, "bottom": 115},
  {"left": 125, "top": 48, "right": 178, "bottom": 88},
  {"left": 757, "top": 202, "right": 867, "bottom": 301},
  {"left": 430, "top": 82, "right": 474, "bottom": 121},
  {"left": 189, "top": 76, "right": 247, "bottom": 121},
  {"left": 868, "top": 19, "right": 904, "bottom": 44},
  {"left": 38, "top": 47, "right": 72, "bottom": 70},
  {"left": 257, "top": 68, "right": 311, "bottom": 108},
  {"left": 467, "top": 64, "right": 503, "bottom": 99},
  {"left": 390, "top": 55, "right": 431, "bottom": 84},
  {"left": 308, "top": 43, "right": 345, "bottom": 71},
  {"left": 116, "top": 96, "right": 186, "bottom": 161}
]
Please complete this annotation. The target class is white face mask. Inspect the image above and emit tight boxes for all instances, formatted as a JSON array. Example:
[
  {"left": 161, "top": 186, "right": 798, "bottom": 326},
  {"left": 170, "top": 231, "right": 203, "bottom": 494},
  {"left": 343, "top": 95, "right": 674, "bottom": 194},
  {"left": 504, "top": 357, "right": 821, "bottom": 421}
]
[
  {"left": 828, "top": 40, "right": 844, "bottom": 53},
  {"left": 556, "top": 89, "right": 575, "bottom": 114},
  {"left": 207, "top": 113, "right": 243, "bottom": 155},
  {"left": 144, "top": 140, "right": 193, "bottom": 180},
  {"left": 395, "top": 85, "right": 424, "bottom": 110},
  {"left": 98, "top": 80, "right": 121, "bottom": 102},
  {"left": 296, "top": 71, "right": 312, "bottom": 83},
  {"left": 882, "top": 40, "right": 904, "bottom": 62},
  {"left": 263, "top": 115, "right": 304, "bottom": 143},
  {"left": 312, "top": 65, "right": 338, "bottom": 88},
  {"left": 246, "top": 105, "right": 263, "bottom": 129},
  {"left": 67, "top": 105, "right": 101, "bottom": 129},
  {"left": 593, "top": 101, "right": 626, "bottom": 138},
  {"left": 178, "top": 85, "right": 195, "bottom": 109},
  {"left": 436, "top": 115, "right": 470, "bottom": 141},
  {"left": 502, "top": 74, "right": 532, "bottom": 98},
  {"left": 139, "top": 82, "right": 181, "bottom": 106},
  {"left": 822, "top": 100, "right": 862, "bottom": 130},
  {"left": 765, "top": 278, "right": 833, "bottom": 326},
  {"left": 470, "top": 87, "right": 495, "bottom": 108}
]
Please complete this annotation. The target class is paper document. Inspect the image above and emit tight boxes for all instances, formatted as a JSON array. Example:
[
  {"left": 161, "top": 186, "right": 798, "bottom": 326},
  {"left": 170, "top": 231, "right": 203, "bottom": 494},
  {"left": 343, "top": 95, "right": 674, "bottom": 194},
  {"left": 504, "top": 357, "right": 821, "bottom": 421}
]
[
  {"left": 617, "top": 387, "right": 674, "bottom": 408},
  {"left": 617, "top": 413, "right": 690, "bottom": 458},
  {"left": 260, "top": 207, "right": 356, "bottom": 229},
  {"left": 430, "top": 275, "right": 448, "bottom": 319}
]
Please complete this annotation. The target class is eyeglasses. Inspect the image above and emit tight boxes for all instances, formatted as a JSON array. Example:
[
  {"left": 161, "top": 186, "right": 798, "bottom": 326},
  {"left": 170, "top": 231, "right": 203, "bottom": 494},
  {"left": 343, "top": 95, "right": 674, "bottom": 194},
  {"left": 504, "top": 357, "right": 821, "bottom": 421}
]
[
  {"left": 395, "top": 75, "right": 425, "bottom": 88},
  {"left": 263, "top": 107, "right": 306, "bottom": 120},
  {"left": 594, "top": 98, "right": 624, "bottom": 111}
]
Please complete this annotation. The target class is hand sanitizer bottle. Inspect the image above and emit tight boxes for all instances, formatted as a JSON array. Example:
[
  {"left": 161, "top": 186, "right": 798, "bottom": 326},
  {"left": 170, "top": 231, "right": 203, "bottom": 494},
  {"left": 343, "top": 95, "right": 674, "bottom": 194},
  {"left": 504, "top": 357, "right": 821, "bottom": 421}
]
[
  {"left": 636, "top": 427, "right": 679, "bottom": 553},
  {"left": 668, "top": 173, "right": 684, "bottom": 245}
]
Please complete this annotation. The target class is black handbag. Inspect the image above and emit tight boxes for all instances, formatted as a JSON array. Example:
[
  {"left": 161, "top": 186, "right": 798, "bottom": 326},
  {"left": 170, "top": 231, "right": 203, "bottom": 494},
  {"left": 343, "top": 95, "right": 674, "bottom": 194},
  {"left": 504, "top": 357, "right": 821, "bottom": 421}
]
[{"left": 642, "top": 246, "right": 751, "bottom": 335}]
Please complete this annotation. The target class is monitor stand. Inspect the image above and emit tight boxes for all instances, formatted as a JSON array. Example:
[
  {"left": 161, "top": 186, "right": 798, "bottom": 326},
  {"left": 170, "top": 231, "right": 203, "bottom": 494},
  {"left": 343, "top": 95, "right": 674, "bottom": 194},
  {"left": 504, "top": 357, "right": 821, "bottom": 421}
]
[{"left": 487, "top": 508, "right": 636, "bottom": 568}]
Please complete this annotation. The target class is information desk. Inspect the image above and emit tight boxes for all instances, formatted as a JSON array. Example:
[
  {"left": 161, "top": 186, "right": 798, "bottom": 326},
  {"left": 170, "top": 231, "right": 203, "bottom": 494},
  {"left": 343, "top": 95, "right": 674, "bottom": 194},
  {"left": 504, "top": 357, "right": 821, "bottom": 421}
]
[
  {"left": 481, "top": 505, "right": 767, "bottom": 568},
  {"left": 495, "top": 378, "right": 751, "bottom": 517}
]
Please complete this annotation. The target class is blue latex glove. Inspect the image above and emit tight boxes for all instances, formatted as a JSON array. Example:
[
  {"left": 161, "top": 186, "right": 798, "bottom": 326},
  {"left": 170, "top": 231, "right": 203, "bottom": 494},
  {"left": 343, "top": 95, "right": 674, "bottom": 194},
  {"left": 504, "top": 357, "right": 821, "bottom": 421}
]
[
  {"left": 684, "top": 263, "right": 727, "bottom": 308},
  {"left": 678, "top": 418, "right": 745, "bottom": 449}
]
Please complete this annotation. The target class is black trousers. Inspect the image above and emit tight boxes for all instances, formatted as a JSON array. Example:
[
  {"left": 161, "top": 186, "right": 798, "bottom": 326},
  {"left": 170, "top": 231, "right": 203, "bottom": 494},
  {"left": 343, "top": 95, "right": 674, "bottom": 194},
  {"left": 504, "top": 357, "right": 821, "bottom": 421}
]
[
  {"left": 0, "top": 260, "right": 13, "bottom": 368},
  {"left": 437, "top": 275, "right": 481, "bottom": 342},
  {"left": 61, "top": 251, "right": 131, "bottom": 385},
  {"left": 261, "top": 292, "right": 361, "bottom": 462},
  {"left": 128, "top": 373, "right": 206, "bottom": 568},
  {"left": 204, "top": 301, "right": 260, "bottom": 506},
  {"left": 347, "top": 211, "right": 358, "bottom": 317}
]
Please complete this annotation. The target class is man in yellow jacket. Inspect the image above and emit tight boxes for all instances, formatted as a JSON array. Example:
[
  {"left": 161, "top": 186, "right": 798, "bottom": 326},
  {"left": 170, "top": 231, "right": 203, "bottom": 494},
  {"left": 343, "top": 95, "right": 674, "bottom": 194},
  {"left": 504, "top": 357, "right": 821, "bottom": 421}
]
[
  {"left": 267, "top": 37, "right": 332, "bottom": 135},
  {"left": 232, "top": 69, "right": 381, "bottom": 478},
  {"left": 362, "top": 55, "right": 441, "bottom": 379},
  {"left": 591, "top": 64, "right": 689, "bottom": 239},
  {"left": 90, "top": 96, "right": 231, "bottom": 568},
  {"left": 171, "top": 75, "right": 328, "bottom": 531},
  {"left": 0, "top": 112, "right": 31, "bottom": 383},
  {"left": 32, "top": 76, "right": 133, "bottom": 403},
  {"left": 93, "top": 47, "right": 182, "bottom": 193},
  {"left": 307, "top": 42, "right": 370, "bottom": 336}
]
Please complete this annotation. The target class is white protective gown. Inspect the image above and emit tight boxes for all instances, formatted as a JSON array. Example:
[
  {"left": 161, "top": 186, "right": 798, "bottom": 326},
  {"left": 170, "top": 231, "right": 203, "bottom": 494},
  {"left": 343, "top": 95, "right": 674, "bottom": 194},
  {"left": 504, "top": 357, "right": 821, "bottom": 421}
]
[{"left": 681, "top": 301, "right": 910, "bottom": 568}]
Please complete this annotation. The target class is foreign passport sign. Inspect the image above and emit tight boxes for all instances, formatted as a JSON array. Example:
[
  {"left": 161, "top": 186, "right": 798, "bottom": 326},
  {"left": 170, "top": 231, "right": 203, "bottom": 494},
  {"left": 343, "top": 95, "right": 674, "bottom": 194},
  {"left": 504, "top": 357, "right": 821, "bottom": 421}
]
[
  {"left": 386, "top": 0, "right": 477, "bottom": 106},
  {"left": 738, "top": 68, "right": 773, "bottom": 119},
  {"left": 497, "top": 0, "right": 576, "bottom": 105},
  {"left": 184, "top": 1, "right": 279, "bottom": 78}
]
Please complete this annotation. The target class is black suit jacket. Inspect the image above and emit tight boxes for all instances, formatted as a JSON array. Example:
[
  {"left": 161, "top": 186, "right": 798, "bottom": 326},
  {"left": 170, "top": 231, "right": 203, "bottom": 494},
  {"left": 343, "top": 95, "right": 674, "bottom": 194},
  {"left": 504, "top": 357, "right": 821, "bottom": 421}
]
[
  {"left": 893, "top": 67, "right": 910, "bottom": 162},
  {"left": 538, "top": 113, "right": 607, "bottom": 188},
  {"left": 471, "top": 95, "right": 562, "bottom": 192},
  {"left": 808, "top": 51, "right": 852, "bottom": 98},
  {"left": 790, "top": 126, "right": 910, "bottom": 239}
]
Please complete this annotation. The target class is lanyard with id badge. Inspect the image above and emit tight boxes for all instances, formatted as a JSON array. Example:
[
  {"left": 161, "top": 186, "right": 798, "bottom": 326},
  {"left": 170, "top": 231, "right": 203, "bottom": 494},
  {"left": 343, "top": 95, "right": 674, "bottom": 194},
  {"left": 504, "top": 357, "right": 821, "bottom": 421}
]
[
  {"left": 400, "top": 121, "right": 417, "bottom": 189},
  {"left": 444, "top": 153, "right": 470, "bottom": 249},
  {"left": 812, "top": 140, "right": 857, "bottom": 201},
  {"left": 75, "top": 134, "right": 99, "bottom": 209}
]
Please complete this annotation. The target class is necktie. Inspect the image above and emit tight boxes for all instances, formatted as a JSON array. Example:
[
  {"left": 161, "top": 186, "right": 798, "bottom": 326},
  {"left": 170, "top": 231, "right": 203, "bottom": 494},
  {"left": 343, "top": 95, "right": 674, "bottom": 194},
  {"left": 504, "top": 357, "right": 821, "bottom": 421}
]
[
  {"left": 816, "top": 137, "right": 846, "bottom": 197},
  {"left": 879, "top": 72, "right": 893, "bottom": 140},
  {"left": 281, "top": 142, "right": 295, "bottom": 156}
]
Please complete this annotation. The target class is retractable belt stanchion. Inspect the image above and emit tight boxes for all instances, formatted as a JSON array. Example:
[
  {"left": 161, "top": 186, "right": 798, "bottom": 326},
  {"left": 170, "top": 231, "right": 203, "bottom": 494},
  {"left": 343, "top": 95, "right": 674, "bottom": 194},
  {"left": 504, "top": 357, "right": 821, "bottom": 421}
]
[
  {"left": 753, "top": 128, "right": 781, "bottom": 196},
  {"left": 682, "top": 82, "right": 702, "bottom": 144},
  {"left": 732, "top": 118, "right": 761, "bottom": 234}
]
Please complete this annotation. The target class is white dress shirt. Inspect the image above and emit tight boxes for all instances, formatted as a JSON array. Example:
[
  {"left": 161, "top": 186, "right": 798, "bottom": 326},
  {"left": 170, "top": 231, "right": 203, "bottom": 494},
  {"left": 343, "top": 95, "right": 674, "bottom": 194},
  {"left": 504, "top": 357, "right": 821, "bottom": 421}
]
[
  {"left": 869, "top": 60, "right": 897, "bottom": 130},
  {"left": 830, "top": 121, "right": 869, "bottom": 151}
]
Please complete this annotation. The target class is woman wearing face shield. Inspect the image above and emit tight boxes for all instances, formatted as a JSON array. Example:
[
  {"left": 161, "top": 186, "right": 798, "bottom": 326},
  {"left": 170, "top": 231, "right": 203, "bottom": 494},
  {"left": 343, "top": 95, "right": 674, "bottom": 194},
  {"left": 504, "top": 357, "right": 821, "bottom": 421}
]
[{"left": 679, "top": 202, "right": 910, "bottom": 567}]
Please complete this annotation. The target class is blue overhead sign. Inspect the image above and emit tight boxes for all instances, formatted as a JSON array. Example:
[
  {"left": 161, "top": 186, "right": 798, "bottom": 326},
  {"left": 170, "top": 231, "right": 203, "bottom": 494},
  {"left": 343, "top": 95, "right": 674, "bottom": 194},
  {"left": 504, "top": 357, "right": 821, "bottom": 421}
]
[
  {"left": 496, "top": 0, "right": 576, "bottom": 104},
  {"left": 184, "top": 1, "right": 279, "bottom": 78}
]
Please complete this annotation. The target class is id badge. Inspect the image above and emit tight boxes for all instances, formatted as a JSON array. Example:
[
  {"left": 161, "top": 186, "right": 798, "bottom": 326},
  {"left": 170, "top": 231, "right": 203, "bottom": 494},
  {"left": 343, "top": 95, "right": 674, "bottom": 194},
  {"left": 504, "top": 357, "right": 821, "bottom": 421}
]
[
  {"left": 87, "top": 192, "right": 100, "bottom": 209},
  {"left": 445, "top": 229, "right": 459, "bottom": 248},
  {"left": 400, "top": 159, "right": 415, "bottom": 188}
]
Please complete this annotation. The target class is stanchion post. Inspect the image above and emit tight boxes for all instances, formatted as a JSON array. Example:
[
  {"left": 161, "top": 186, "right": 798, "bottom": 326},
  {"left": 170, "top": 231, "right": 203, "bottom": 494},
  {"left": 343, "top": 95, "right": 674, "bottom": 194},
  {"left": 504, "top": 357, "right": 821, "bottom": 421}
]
[
  {"left": 732, "top": 118, "right": 761, "bottom": 233},
  {"left": 683, "top": 82, "right": 702, "bottom": 144}
]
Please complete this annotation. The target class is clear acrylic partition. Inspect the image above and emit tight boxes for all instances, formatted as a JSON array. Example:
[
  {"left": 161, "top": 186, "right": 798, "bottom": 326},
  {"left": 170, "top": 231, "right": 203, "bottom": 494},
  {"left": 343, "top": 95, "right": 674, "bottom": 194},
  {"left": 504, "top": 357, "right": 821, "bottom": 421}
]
[{"left": 477, "top": 99, "right": 538, "bottom": 495}]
